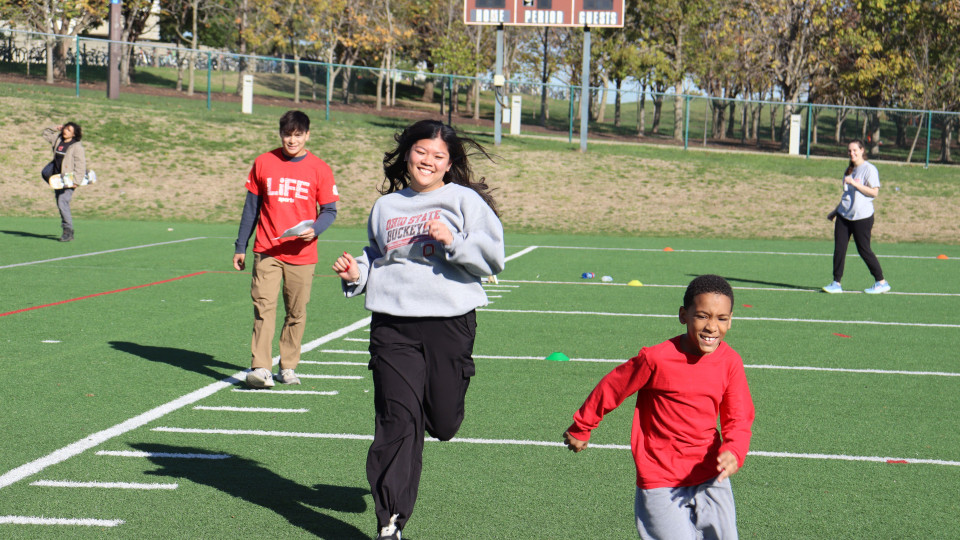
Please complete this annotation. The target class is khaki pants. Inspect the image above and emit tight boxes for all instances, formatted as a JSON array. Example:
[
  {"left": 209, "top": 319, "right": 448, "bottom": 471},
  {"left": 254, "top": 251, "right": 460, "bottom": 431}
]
[{"left": 249, "top": 253, "right": 315, "bottom": 371}]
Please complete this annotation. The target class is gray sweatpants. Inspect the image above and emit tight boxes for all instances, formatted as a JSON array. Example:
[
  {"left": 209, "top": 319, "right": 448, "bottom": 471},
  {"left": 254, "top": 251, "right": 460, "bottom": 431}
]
[
  {"left": 635, "top": 477, "right": 738, "bottom": 540},
  {"left": 54, "top": 188, "right": 74, "bottom": 230}
]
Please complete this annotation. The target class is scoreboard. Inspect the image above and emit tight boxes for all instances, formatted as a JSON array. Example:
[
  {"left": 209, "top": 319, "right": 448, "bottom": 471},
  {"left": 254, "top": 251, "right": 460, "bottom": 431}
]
[{"left": 464, "top": 0, "right": 625, "bottom": 28}]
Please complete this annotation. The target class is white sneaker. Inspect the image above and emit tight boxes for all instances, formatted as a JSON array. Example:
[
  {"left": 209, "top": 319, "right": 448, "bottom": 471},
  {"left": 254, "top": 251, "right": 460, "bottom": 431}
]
[
  {"left": 81, "top": 170, "right": 96, "bottom": 185},
  {"left": 276, "top": 368, "right": 301, "bottom": 385},
  {"left": 376, "top": 514, "right": 401, "bottom": 540},
  {"left": 822, "top": 281, "right": 843, "bottom": 294},
  {"left": 864, "top": 281, "right": 891, "bottom": 294},
  {"left": 246, "top": 367, "right": 275, "bottom": 388}
]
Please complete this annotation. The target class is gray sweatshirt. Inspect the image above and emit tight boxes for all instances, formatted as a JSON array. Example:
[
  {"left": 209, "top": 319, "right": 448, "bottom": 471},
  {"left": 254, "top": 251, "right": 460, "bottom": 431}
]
[{"left": 344, "top": 183, "right": 505, "bottom": 317}]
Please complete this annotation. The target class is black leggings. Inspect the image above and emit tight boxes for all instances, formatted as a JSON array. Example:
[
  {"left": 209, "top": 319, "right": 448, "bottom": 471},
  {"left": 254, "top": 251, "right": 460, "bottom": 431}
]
[{"left": 833, "top": 215, "right": 884, "bottom": 282}]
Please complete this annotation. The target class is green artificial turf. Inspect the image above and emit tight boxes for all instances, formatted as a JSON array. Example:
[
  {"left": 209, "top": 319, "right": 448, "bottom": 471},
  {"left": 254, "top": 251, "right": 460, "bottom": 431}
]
[{"left": 1, "top": 216, "right": 958, "bottom": 539}]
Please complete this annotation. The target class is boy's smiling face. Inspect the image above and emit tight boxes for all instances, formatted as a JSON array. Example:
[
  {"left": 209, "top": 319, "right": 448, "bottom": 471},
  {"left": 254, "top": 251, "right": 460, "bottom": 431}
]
[{"left": 678, "top": 292, "right": 733, "bottom": 356}]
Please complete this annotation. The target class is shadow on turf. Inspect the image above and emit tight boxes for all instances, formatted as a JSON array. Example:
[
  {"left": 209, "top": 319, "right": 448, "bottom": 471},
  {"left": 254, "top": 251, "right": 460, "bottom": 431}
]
[
  {"left": 109, "top": 341, "right": 243, "bottom": 380},
  {"left": 0, "top": 229, "right": 60, "bottom": 241},
  {"left": 700, "top": 275, "right": 817, "bottom": 291},
  {"left": 136, "top": 443, "right": 370, "bottom": 538}
]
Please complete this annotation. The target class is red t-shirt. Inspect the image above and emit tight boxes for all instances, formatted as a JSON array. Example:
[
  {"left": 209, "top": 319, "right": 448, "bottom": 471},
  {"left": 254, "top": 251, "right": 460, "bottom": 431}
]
[
  {"left": 246, "top": 148, "right": 339, "bottom": 265},
  {"left": 567, "top": 336, "right": 755, "bottom": 489}
]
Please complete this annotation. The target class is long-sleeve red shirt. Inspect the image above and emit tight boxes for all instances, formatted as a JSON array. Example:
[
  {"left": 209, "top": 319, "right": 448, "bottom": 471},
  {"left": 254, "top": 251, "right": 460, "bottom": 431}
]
[{"left": 567, "top": 336, "right": 755, "bottom": 489}]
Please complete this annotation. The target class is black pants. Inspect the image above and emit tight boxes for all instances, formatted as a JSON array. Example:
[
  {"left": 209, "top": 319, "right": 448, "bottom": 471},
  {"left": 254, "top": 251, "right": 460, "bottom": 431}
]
[
  {"left": 833, "top": 215, "right": 884, "bottom": 282},
  {"left": 366, "top": 310, "right": 477, "bottom": 532}
]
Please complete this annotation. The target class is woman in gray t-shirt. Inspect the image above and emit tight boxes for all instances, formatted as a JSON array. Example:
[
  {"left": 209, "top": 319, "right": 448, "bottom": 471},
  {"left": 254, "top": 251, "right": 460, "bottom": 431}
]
[{"left": 823, "top": 140, "right": 891, "bottom": 294}]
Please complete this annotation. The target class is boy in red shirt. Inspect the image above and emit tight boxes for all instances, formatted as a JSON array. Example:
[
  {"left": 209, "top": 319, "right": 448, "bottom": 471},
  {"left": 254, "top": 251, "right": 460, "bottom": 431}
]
[
  {"left": 564, "top": 274, "right": 754, "bottom": 539},
  {"left": 233, "top": 110, "right": 339, "bottom": 388}
]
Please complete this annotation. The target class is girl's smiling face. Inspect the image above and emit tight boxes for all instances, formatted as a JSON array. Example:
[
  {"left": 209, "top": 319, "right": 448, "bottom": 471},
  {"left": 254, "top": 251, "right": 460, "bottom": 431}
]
[
  {"left": 678, "top": 292, "right": 733, "bottom": 356},
  {"left": 847, "top": 142, "right": 865, "bottom": 166},
  {"left": 406, "top": 137, "right": 452, "bottom": 193}
]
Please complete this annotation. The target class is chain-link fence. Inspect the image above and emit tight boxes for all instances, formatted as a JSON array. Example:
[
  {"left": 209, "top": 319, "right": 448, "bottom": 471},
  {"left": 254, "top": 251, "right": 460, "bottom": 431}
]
[{"left": 2, "top": 28, "right": 958, "bottom": 166}]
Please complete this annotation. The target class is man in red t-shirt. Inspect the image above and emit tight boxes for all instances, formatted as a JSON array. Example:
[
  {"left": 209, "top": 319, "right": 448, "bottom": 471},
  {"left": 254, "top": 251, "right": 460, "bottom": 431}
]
[{"left": 233, "top": 110, "right": 339, "bottom": 388}]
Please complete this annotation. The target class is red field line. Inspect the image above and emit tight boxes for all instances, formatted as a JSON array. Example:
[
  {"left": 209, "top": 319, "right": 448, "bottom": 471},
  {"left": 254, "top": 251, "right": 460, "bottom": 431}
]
[{"left": 0, "top": 271, "right": 208, "bottom": 318}]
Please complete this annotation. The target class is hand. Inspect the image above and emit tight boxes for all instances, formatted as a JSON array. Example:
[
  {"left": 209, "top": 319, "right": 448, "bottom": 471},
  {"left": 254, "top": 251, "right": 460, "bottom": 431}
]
[
  {"left": 716, "top": 450, "right": 740, "bottom": 482},
  {"left": 843, "top": 175, "right": 860, "bottom": 186},
  {"left": 563, "top": 431, "right": 588, "bottom": 453},
  {"left": 426, "top": 219, "right": 453, "bottom": 246},
  {"left": 297, "top": 228, "right": 317, "bottom": 242},
  {"left": 333, "top": 251, "right": 360, "bottom": 282},
  {"left": 233, "top": 253, "right": 246, "bottom": 271}
]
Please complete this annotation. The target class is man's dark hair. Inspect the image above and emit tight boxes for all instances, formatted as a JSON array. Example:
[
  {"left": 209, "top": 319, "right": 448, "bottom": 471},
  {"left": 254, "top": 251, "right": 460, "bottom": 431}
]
[
  {"left": 683, "top": 274, "right": 734, "bottom": 309},
  {"left": 279, "top": 110, "right": 310, "bottom": 135}
]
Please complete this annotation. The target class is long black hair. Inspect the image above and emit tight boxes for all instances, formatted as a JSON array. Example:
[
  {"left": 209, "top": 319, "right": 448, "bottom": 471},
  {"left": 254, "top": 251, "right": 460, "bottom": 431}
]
[{"left": 381, "top": 120, "right": 499, "bottom": 216}]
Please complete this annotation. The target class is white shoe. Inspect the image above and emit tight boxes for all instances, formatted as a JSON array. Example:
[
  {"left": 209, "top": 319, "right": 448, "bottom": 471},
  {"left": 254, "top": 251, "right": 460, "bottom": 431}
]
[
  {"left": 822, "top": 281, "right": 843, "bottom": 294},
  {"left": 276, "top": 368, "right": 301, "bottom": 385},
  {"left": 864, "top": 281, "right": 891, "bottom": 294},
  {"left": 246, "top": 367, "right": 275, "bottom": 388},
  {"left": 81, "top": 170, "right": 96, "bottom": 185},
  {"left": 376, "top": 514, "right": 401, "bottom": 540}
]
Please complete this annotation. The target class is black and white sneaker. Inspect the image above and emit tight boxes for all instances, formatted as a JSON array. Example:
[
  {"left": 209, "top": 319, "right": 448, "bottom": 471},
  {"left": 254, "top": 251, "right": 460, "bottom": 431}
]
[{"left": 376, "top": 514, "right": 401, "bottom": 540}]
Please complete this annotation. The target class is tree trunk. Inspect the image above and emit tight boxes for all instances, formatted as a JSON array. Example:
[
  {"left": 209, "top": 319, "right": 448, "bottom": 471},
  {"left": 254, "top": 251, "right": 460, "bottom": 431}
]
[
  {"left": 769, "top": 103, "right": 778, "bottom": 142},
  {"left": 636, "top": 86, "right": 646, "bottom": 138},
  {"left": 175, "top": 43, "right": 183, "bottom": 92},
  {"left": 235, "top": 0, "right": 249, "bottom": 96},
  {"left": 752, "top": 103, "right": 763, "bottom": 146},
  {"left": 293, "top": 55, "right": 301, "bottom": 104},
  {"left": 421, "top": 80, "right": 434, "bottom": 102},
  {"left": 726, "top": 101, "right": 736, "bottom": 139},
  {"left": 613, "top": 79, "right": 622, "bottom": 128},
  {"left": 906, "top": 113, "right": 924, "bottom": 163},
  {"left": 54, "top": 38, "right": 69, "bottom": 79},
  {"left": 473, "top": 79, "right": 480, "bottom": 120},
  {"left": 539, "top": 28, "right": 549, "bottom": 126},
  {"left": 868, "top": 112, "right": 881, "bottom": 156},
  {"left": 940, "top": 117, "right": 956, "bottom": 163},
  {"left": 741, "top": 102, "right": 750, "bottom": 142},
  {"left": 187, "top": 3, "right": 199, "bottom": 96},
  {"left": 45, "top": 38, "right": 54, "bottom": 83},
  {"left": 672, "top": 92, "right": 683, "bottom": 141},
  {"left": 376, "top": 54, "right": 386, "bottom": 111},
  {"left": 652, "top": 94, "right": 663, "bottom": 135}
]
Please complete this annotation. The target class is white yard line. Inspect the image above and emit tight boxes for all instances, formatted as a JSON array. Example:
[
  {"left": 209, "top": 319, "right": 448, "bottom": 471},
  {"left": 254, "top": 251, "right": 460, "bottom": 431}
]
[
  {"left": 0, "top": 516, "right": 124, "bottom": 527},
  {"left": 474, "top": 354, "right": 960, "bottom": 377},
  {"left": 478, "top": 308, "right": 960, "bottom": 328},
  {"left": 0, "top": 316, "right": 371, "bottom": 491},
  {"left": 525, "top": 244, "right": 954, "bottom": 261},
  {"left": 506, "top": 246, "right": 538, "bottom": 262},
  {"left": 96, "top": 450, "right": 231, "bottom": 459},
  {"left": 298, "top": 374, "right": 364, "bottom": 380},
  {"left": 31, "top": 480, "right": 178, "bottom": 490},
  {"left": 150, "top": 428, "right": 960, "bottom": 468},
  {"left": 494, "top": 279, "right": 960, "bottom": 297},
  {"left": 193, "top": 406, "right": 309, "bottom": 413},
  {"left": 231, "top": 389, "right": 340, "bottom": 395},
  {"left": 299, "top": 360, "right": 367, "bottom": 366},
  {"left": 0, "top": 238, "right": 207, "bottom": 270}
]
